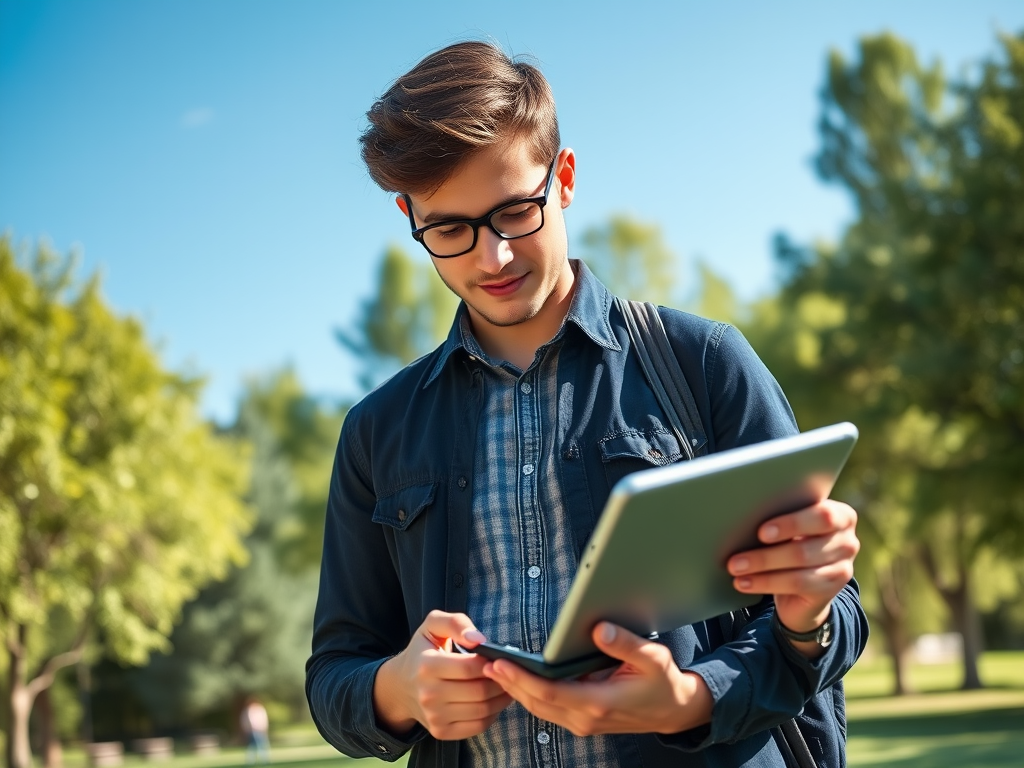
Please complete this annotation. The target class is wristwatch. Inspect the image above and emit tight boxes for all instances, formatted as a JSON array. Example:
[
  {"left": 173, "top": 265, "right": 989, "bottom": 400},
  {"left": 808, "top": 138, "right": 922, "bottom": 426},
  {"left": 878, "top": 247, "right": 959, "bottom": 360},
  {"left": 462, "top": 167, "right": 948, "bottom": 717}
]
[{"left": 773, "top": 613, "right": 834, "bottom": 648}]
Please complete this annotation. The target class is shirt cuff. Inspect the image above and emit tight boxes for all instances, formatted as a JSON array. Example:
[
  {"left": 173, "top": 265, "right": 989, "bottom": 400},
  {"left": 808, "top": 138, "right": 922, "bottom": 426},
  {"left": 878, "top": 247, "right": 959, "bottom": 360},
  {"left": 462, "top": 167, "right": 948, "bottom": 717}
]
[
  {"left": 660, "top": 605, "right": 845, "bottom": 751},
  {"left": 354, "top": 657, "right": 428, "bottom": 760}
]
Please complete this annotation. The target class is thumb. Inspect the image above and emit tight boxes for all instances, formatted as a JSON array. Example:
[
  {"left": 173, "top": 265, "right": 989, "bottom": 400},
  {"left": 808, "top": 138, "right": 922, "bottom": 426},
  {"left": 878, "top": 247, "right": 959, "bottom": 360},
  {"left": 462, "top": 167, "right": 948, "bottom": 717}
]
[
  {"left": 591, "top": 622, "right": 658, "bottom": 670},
  {"left": 419, "top": 610, "right": 485, "bottom": 650}
]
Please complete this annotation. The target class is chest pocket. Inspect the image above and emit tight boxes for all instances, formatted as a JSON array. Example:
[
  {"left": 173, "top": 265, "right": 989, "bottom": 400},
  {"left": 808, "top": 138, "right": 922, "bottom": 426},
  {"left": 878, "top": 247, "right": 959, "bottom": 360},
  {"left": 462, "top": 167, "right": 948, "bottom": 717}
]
[
  {"left": 372, "top": 481, "right": 438, "bottom": 532},
  {"left": 598, "top": 429, "right": 683, "bottom": 489}
]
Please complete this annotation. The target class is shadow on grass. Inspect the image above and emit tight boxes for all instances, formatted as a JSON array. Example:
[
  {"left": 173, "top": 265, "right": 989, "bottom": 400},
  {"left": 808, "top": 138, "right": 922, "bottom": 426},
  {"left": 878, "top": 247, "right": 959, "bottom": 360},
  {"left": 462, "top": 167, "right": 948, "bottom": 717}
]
[{"left": 849, "top": 707, "right": 1024, "bottom": 768}]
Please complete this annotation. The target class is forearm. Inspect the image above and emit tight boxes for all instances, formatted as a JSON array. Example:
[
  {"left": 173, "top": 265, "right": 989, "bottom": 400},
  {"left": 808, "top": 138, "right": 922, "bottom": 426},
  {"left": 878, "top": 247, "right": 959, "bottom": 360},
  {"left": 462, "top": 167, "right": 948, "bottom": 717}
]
[
  {"left": 670, "top": 582, "right": 867, "bottom": 748},
  {"left": 668, "top": 671, "right": 714, "bottom": 733},
  {"left": 372, "top": 654, "right": 418, "bottom": 735}
]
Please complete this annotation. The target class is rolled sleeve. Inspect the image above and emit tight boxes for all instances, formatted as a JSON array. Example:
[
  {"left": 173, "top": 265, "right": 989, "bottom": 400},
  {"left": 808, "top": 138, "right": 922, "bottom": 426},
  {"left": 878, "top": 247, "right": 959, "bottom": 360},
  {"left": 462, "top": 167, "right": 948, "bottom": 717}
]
[
  {"left": 307, "top": 654, "right": 426, "bottom": 760},
  {"left": 661, "top": 582, "right": 867, "bottom": 750}
]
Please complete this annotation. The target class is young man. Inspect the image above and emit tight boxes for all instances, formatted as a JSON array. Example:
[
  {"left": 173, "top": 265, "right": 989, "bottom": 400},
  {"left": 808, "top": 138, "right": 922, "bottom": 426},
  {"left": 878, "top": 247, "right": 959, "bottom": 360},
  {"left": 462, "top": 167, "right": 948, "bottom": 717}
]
[{"left": 306, "top": 41, "right": 867, "bottom": 768}]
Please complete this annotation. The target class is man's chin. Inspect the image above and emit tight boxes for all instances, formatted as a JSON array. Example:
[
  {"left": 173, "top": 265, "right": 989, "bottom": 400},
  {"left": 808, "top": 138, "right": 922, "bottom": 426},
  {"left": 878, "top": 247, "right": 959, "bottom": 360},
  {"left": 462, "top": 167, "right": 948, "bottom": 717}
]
[{"left": 467, "top": 300, "right": 540, "bottom": 329}]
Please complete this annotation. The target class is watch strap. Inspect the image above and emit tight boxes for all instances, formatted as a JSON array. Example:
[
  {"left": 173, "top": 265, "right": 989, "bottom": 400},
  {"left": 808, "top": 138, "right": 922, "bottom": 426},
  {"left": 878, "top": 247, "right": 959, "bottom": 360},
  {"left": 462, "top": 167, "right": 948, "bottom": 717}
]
[{"left": 773, "top": 612, "right": 833, "bottom": 647}]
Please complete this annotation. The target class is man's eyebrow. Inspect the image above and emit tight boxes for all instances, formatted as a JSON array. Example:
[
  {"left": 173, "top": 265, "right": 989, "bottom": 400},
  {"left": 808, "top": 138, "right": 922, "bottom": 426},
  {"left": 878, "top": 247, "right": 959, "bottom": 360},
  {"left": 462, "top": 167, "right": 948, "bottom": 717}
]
[{"left": 419, "top": 192, "right": 534, "bottom": 225}]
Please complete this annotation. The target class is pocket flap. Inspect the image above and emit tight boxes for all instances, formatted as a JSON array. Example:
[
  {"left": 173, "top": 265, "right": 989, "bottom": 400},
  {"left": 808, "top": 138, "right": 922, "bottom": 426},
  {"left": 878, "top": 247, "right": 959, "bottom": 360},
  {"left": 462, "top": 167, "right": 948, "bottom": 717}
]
[
  {"left": 372, "top": 481, "right": 438, "bottom": 531},
  {"left": 598, "top": 429, "right": 682, "bottom": 465}
]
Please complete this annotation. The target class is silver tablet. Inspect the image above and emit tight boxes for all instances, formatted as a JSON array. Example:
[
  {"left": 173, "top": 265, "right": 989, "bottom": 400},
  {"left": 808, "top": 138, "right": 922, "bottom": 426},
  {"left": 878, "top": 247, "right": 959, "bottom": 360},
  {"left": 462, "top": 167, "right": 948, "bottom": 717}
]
[{"left": 473, "top": 422, "right": 858, "bottom": 678}]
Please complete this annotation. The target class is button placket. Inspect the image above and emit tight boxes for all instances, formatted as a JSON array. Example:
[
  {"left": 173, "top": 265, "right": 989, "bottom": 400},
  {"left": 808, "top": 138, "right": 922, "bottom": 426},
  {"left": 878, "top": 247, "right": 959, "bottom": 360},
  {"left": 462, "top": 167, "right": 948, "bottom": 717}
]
[{"left": 517, "top": 368, "right": 545, "bottom": 655}]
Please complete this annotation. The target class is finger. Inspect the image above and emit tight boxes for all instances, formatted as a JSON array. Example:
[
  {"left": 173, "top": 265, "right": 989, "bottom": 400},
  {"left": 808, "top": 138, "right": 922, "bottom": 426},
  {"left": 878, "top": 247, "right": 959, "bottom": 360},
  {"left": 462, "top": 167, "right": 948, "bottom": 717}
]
[
  {"left": 420, "top": 649, "right": 498, "bottom": 682},
  {"left": 484, "top": 660, "right": 578, "bottom": 720},
  {"left": 728, "top": 528, "right": 860, "bottom": 577},
  {"left": 753, "top": 499, "right": 858, "bottom": 546},
  {"left": 590, "top": 623, "right": 663, "bottom": 672},
  {"left": 422, "top": 704, "right": 509, "bottom": 742},
  {"left": 428, "top": 703, "right": 511, "bottom": 741},
  {"left": 417, "top": 610, "right": 484, "bottom": 649},
  {"left": 732, "top": 559, "right": 855, "bottom": 597},
  {"left": 427, "top": 691, "right": 513, "bottom": 721}
]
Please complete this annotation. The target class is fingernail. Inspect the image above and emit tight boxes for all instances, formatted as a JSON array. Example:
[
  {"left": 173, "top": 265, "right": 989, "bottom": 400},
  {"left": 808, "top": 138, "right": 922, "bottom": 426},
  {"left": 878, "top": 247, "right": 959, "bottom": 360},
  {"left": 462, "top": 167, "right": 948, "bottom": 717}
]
[
  {"left": 464, "top": 630, "right": 486, "bottom": 644},
  {"left": 737, "top": 577, "right": 753, "bottom": 590},
  {"left": 599, "top": 623, "right": 616, "bottom": 644},
  {"left": 762, "top": 524, "right": 779, "bottom": 542},
  {"left": 731, "top": 557, "right": 749, "bottom": 574}
]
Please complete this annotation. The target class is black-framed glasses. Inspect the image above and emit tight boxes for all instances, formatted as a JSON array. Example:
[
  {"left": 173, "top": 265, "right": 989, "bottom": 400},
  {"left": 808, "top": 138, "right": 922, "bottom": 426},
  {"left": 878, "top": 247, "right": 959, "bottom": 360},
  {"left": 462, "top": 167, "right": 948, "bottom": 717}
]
[{"left": 403, "top": 157, "right": 558, "bottom": 258}]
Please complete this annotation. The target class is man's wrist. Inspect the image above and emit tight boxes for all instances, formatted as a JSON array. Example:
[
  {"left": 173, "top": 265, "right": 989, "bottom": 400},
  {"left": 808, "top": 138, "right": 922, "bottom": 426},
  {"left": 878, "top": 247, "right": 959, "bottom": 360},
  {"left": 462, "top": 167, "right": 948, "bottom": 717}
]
[
  {"left": 773, "top": 608, "right": 834, "bottom": 659},
  {"left": 372, "top": 654, "right": 419, "bottom": 735},
  {"left": 666, "top": 671, "right": 713, "bottom": 734}
]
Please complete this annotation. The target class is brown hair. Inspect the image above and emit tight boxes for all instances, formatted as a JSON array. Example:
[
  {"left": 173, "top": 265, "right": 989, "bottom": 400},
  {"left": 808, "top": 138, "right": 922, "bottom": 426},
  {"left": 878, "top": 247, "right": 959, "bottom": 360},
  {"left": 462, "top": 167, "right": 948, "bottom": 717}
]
[{"left": 360, "top": 41, "right": 560, "bottom": 195}]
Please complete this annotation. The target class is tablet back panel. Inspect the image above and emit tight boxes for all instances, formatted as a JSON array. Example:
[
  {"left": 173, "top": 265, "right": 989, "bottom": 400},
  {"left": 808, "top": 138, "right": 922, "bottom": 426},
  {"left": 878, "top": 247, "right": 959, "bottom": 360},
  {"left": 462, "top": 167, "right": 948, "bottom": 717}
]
[{"left": 543, "top": 422, "right": 858, "bottom": 664}]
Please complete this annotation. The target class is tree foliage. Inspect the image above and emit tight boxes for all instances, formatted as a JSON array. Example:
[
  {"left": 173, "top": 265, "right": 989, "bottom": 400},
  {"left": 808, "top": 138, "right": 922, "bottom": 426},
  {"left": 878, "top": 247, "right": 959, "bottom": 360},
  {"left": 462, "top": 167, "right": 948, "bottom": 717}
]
[
  {"left": 89, "top": 369, "right": 344, "bottom": 733},
  {"left": 0, "top": 237, "right": 252, "bottom": 767},
  {"left": 759, "top": 30, "right": 1024, "bottom": 690},
  {"left": 578, "top": 215, "right": 678, "bottom": 306},
  {"left": 336, "top": 244, "right": 457, "bottom": 390}
]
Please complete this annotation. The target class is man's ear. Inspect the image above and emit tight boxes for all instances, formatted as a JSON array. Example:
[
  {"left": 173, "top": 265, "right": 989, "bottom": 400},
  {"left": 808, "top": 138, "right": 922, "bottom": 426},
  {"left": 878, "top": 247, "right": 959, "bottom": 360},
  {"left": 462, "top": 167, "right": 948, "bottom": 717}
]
[
  {"left": 395, "top": 195, "right": 410, "bottom": 216},
  {"left": 556, "top": 148, "right": 576, "bottom": 209}
]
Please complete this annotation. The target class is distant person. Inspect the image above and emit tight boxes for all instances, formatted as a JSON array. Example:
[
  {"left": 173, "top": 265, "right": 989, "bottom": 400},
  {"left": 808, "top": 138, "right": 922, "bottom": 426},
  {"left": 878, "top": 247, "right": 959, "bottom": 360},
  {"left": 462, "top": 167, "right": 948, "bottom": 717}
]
[
  {"left": 240, "top": 697, "right": 270, "bottom": 764},
  {"left": 306, "top": 40, "right": 868, "bottom": 767}
]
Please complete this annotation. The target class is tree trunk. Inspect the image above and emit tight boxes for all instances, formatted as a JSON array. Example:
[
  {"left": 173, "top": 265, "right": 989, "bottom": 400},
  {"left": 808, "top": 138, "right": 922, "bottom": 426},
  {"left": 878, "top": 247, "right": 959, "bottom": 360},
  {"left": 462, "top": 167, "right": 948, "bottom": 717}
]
[
  {"left": 38, "top": 688, "right": 63, "bottom": 768},
  {"left": 7, "top": 625, "right": 34, "bottom": 768},
  {"left": 948, "top": 575, "right": 985, "bottom": 690},
  {"left": 918, "top": 522, "right": 985, "bottom": 691},
  {"left": 877, "top": 610, "right": 911, "bottom": 695},
  {"left": 874, "top": 559, "right": 913, "bottom": 695}
]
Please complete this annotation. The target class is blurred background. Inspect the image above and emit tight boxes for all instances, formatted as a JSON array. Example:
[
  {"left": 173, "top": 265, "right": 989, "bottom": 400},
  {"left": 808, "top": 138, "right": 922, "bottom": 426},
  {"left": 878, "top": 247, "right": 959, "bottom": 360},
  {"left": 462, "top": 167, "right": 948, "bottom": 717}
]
[{"left": 2, "top": 1, "right": 1023, "bottom": 767}]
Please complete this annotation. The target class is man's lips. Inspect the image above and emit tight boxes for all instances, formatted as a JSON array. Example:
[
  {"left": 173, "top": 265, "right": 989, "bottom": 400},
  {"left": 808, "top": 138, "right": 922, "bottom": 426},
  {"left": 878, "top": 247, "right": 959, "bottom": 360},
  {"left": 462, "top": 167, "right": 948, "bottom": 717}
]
[{"left": 477, "top": 273, "right": 528, "bottom": 296}]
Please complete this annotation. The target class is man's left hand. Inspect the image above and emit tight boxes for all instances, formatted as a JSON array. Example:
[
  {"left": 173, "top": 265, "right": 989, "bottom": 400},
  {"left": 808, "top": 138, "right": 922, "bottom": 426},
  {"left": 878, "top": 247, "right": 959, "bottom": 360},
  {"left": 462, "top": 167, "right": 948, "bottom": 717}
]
[
  {"left": 482, "top": 622, "right": 713, "bottom": 736},
  {"left": 727, "top": 497, "right": 859, "bottom": 652}
]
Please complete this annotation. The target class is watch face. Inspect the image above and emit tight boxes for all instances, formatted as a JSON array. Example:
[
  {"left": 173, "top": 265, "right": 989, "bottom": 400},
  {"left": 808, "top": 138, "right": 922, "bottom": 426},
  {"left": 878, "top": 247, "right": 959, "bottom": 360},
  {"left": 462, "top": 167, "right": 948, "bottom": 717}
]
[{"left": 818, "top": 620, "right": 834, "bottom": 648}]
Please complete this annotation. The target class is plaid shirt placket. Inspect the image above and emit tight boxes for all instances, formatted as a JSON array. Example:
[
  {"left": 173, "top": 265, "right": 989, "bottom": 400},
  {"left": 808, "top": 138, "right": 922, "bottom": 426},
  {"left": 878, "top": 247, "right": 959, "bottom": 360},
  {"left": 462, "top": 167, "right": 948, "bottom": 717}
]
[{"left": 463, "top": 326, "right": 619, "bottom": 768}]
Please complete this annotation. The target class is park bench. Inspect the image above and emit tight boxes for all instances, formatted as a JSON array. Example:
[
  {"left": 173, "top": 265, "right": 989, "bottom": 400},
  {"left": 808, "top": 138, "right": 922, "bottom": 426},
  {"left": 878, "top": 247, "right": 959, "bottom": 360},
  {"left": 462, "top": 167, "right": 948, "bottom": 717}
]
[
  {"left": 189, "top": 734, "right": 220, "bottom": 756},
  {"left": 131, "top": 738, "right": 174, "bottom": 761},
  {"left": 86, "top": 742, "right": 123, "bottom": 767}
]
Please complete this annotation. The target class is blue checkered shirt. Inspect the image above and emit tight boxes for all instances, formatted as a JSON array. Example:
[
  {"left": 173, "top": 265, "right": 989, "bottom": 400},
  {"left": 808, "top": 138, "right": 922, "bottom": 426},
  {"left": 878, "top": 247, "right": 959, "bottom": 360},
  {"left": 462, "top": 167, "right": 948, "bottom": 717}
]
[{"left": 460, "top": 316, "right": 620, "bottom": 768}]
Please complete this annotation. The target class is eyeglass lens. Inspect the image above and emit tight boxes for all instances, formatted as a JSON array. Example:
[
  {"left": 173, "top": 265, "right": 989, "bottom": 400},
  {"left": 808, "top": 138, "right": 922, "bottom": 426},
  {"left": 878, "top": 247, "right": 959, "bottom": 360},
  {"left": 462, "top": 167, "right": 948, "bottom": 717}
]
[{"left": 422, "top": 201, "right": 544, "bottom": 257}]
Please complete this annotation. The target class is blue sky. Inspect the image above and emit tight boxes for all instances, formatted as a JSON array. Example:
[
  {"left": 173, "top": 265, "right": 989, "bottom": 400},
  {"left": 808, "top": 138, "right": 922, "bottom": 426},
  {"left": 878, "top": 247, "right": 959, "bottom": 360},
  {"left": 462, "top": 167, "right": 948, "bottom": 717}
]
[{"left": 2, "top": 0, "right": 1022, "bottom": 423}]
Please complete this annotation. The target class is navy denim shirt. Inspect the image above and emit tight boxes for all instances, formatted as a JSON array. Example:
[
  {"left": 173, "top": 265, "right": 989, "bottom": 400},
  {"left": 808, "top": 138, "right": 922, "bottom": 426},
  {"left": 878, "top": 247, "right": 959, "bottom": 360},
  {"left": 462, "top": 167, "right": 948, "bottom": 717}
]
[{"left": 306, "top": 261, "right": 868, "bottom": 768}]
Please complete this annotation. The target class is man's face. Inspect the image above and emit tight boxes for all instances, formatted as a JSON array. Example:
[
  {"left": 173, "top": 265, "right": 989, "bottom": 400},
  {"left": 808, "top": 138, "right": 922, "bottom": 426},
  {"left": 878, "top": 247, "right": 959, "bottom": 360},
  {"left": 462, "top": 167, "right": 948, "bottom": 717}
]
[{"left": 400, "top": 141, "right": 576, "bottom": 345}]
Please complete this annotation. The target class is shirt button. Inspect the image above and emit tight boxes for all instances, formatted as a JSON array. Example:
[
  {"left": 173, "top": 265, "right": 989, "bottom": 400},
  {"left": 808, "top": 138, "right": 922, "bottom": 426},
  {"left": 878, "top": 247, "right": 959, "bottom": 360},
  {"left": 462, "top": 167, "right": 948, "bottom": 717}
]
[
  {"left": 397, "top": 509, "right": 406, "bottom": 522},
  {"left": 520, "top": 381, "right": 532, "bottom": 394},
  {"left": 528, "top": 565, "right": 541, "bottom": 579},
  {"left": 522, "top": 463, "right": 534, "bottom": 475},
  {"left": 458, "top": 476, "right": 468, "bottom": 489},
  {"left": 376, "top": 745, "right": 388, "bottom": 753},
  {"left": 536, "top": 731, "right": 550, "bottom": 745}
]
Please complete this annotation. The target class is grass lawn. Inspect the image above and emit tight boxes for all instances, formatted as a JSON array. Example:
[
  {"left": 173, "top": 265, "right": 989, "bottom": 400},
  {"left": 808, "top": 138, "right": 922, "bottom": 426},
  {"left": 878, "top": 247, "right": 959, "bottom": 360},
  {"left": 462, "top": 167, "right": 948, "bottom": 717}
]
[
  {"left": 845, "top": 650, "right": 1024, "bottom": 768},
  {"left": 50, "top": 651, "right": 1023, "bottom": 768}
]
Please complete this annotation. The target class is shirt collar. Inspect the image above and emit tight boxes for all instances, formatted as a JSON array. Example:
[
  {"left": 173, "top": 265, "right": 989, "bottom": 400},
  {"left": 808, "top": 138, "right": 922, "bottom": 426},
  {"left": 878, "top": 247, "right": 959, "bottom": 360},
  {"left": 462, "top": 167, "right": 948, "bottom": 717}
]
[{"left": 424, "top": 258, "right": 621, "bottom": 388}]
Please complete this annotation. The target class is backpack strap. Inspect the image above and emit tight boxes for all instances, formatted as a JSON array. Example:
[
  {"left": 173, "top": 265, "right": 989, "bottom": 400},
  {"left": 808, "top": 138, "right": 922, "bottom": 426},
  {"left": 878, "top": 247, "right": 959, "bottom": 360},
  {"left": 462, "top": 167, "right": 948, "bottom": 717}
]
[
  {"left": 615, "top": 298, "right": 707, "bottom": 460},
  {"left": 616, "top": 297, "right": 818, "bottom": 768}
]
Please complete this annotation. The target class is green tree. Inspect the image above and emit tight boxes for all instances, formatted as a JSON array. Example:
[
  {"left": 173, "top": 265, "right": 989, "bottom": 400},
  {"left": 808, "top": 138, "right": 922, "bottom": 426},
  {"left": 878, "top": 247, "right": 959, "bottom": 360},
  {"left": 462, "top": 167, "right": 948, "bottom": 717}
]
[
  {"left": 337, "top": 244, "right": 457, "bottom": 390},
  {"left": 768, "top": 30, "right": 1024, "bottom": 690},
  {"left": 578, "top": 214, "right": 678, "bottom": 306},
  {"left": 0, "top": 238, "right": 252, "bottom": 768},
  {"left": 744, "top": 285, "right": 948, "bottom": 694},
  {"left": 234, "top": 370, "right": 346, "bottom": 572},
  {"left": 123, "top": 370, "right": 343, "bottom": 729}
]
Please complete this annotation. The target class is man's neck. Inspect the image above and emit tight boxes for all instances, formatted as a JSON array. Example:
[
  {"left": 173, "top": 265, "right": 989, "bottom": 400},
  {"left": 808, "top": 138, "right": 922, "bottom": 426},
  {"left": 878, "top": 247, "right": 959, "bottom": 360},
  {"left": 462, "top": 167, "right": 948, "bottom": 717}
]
[{"left": 470, "top": 262, "right": 578, "bottom": 370}]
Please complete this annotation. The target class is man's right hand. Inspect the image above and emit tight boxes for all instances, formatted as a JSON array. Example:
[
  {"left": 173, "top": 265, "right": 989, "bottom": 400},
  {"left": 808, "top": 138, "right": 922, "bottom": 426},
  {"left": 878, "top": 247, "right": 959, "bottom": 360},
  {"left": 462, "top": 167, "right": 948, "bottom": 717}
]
[{"left": 372, "top": 610, "right": 512, "bottom": 740}]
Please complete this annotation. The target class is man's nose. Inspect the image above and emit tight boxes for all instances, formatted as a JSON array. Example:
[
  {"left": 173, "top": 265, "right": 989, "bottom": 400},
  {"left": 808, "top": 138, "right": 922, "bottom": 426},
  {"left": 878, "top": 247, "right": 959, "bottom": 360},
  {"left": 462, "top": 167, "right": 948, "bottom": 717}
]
[{"left": 474, "top": 227, "right": 515, "bottom": 274}]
